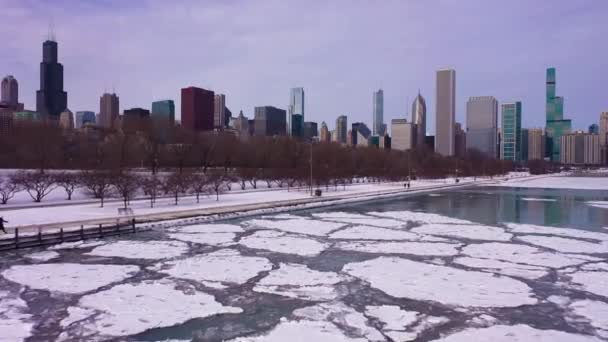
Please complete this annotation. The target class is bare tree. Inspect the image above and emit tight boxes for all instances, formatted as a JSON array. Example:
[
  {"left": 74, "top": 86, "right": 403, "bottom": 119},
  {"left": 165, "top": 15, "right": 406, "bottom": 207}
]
[
  {"left": 80, "top": 170, "right": 114, "bottom": 207},
  {"left": 0, "top": 177, "right": 21, "bottom": 204},
  {"left": 12, "top": 171, "right": 56, "bottom": 203},
  {"left": 189, "top": 173, "right": 209, "bottom": 203},
  {"left": 207, "top": 170, "right": 229, "bottom": 201},
  {"left": 163, "top": 171, "right": 191, "bottom": 205},
  {"left": 55, "top": 172, "right": 80, "bottom": 200},
  {"left": 112, "top": 172, "right": 140, "bottom": 209},
  {"left": 141, "top": 175, "right": 162, "bottom": 208}
]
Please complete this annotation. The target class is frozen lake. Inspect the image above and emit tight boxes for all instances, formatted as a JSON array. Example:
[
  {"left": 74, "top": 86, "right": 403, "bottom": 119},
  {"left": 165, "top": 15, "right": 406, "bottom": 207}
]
[{"left": 1, "top": 186, "right": 608, "bottom": 341}]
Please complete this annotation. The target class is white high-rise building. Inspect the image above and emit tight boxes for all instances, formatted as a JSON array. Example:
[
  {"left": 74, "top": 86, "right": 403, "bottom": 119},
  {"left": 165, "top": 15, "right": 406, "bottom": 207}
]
[
  {"left": 391, "top": 119, "right": 416, "bottom": 151},
  {"left": 372, "top": 89, "right": 384, "bottom": 135},
  {"left": 214, "top": 94, "right": 226, "bottom": 129},
  {"left": 466, "top": 96, "right": 498, "bottom": 157},
  {"left": 435, "top": 69, "right": 456, "bottom": 156}
]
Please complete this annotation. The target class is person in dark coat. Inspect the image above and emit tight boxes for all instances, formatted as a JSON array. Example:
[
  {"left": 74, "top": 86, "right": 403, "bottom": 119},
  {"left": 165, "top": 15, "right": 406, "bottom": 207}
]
[{"left": 0, "top": 217, "right": 7, "bottom": 234}]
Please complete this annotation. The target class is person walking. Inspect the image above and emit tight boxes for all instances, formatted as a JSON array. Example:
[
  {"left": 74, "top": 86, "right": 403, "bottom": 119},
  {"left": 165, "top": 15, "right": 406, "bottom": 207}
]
[{"left": 0, "top": 217, "right": 7, "bottom": 234}]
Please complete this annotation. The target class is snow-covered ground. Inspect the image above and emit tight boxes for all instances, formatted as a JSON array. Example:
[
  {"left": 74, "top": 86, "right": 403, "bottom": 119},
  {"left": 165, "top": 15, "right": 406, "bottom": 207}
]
[{"left": 1, "top": 185, "right": 608, "bottom": 341}]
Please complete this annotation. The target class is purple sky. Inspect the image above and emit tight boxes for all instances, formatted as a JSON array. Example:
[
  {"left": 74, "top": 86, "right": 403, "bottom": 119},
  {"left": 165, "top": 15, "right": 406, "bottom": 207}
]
[{"left": 2, "top": 0, "right": 607, "bottom": 133}]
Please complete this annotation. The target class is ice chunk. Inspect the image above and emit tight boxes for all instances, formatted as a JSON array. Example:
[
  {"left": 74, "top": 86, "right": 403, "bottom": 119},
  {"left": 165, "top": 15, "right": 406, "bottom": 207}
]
[
  {"left": 230, "top": 320, "right": 367, "bottom": 342},
  {"left": 518, "top": 235, "right": 608, "bottom": 254},
  {"left": 154, "top": 249, "right": 272, "bottom": 287},
  {"left": 461, "top": 243, "right": 594, "bottom": 268},
  {"left": 335, "top": 241, "right": 460, "bottom": 256},
  {"left": 169, "top": 232, "right": 237, "bottom": 246},
  {"left": 569, "top": 300, "right": 608, "bottom": 337},
  {"left": 368, "top": 211, "right": 474, "bottom": 225},
  {"left": 429, "top": 324, "right": 603, "bottom": 341},
  {"left": 0, "top": 291, "right": 33, "bottom": 342},
  {"left": 329, "top": 225, "right": 448, "bottom": 242},
  {"left": 239, "top": 230, "right": 329, "bottom": 256},
  {"left": 343, "top": 257, "right": 537, "bottom": 308},
  {"left": 167, "top": 223, "right": 244, "bottom": 233},
  {"left": 2, "top": 263, "right": 139, "bottom": 294},
  {"left": 453, "top": 257, "right": 548, "bottom": 279},
  {"left": 365, "top": 305, "right": 419, "bottom": 330},
  {"left": 568, "top": 270, "right": 608, "bottom": 298},
  {"left": 322, "top": 217, "right": 407, "bottom": 228},
  {"left": 59, "top": 280, "right": 242, "bottom": 339},
  {"left": 243, "top": 218, "right": 345, "bottom": 236},
  {"left": 26, "top": 250, "right": 60, "bottom": 262},
  {"left": 313, "top": 212, "right": 376, "bottom": 219},
  {"left": 254, "top": 263, "right": 345, "bottom": 301},
  {"left": 87, "top": 240, "right": 189, "bottom": 259},
  {"left": 411, "top": 224, "right": 513, "bottom": 241},
  {"left": 48, "top": 240, "right": 106, "bottom": 250},
  {"left": 506, "top": 223, "right": 608, "bottom": 242}
]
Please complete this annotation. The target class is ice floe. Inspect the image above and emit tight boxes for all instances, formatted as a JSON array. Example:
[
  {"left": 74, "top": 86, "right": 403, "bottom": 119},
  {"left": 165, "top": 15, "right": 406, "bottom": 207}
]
[
  {"left": 329, "top": 225, "right": 448, "bottom": 242},
  {"left": 168, "top": 232, "right": 237, "bottom": 246},
  {"left": 568, "top": 270, "right": 608, "bottom": 298},
  {"left": 25, "top": 250, "right": 60, "bottom": 262},
  {"left": 368, "top": 210, "right": 474, "bottom": 225},
  {"left": 411, "top": 224, "right": 513, "bottom": 241},
  {"left": 430, "top": 324, "right": 603, "bottom": 341},
  {"left": 254, "top": 263, "right": 345, "bottom": 301},
  {"left": 87, "top": 240, "right": 189, "bottom": 259},
  {"left": 239, "top": 230, "right": 329, "bottom": 256},
  {"left": 343, "top": 257, "right": 537, "bottom": 308},
  {"left": 517, "top": 235, "right": 608, "bottom": 254},
  {"left": 521, "top": 197, "right": 557, "bottom": 202},
  {"left": 230, "top": 320, "right": 367, "bottom": 342},
  {"left": 581, "top": 262, "right": 608, "bottom": 271},
  {"left": 335, "top": 241, "right": 460, "bottom": 256},
  {"left": 59, "top": 280, "right": 242, "bottom": 339},
  {"left": 243, "top": 218, "right": 345, "bottom": 236},
  {"left": 312, "top": 212, "right": 376, "bottom": 219},
  {"left": 461, "top": 242, "right": 596, "bottom": 268},
  {"left": 0, "top": 291, "right": 33, "bottom": 342},
  {"left": 453, "top": 257, "right": 548, "bottom": 279},
  {"left": 48, "top": 240, "right": 106, "bottom": 250},
  {"left": 154, "top": 249, "right": 272, "bottom": 288},
  {"left": 322, "top": 217, "right": 407, "bottom": 228},
  {"left": 294, "top": 302, "right": 384, "bottom": 341},
  {"left": 506, "top": 223, "right": 608, "bottom": 242},
  {"left": 365, "top": 305, "right": 450, "bottom": 342},
  {"left": 569, "top": 300, "right": 608, "bottom": 338},
  {"left": 167, "top": 223, "right": 244, "bottom": 234},
  {"left": 2, "top": 263, "right": 139, "bottom": 294}
]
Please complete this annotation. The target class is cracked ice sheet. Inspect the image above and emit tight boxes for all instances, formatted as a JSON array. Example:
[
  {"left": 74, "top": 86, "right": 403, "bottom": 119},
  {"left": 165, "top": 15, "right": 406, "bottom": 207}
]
[
  {"left": 461, "top": 242, "right": 597, "bottom": 268},
  {"left": 25, "top": 250, "right": 60, "bottom": 262},
  {"left": 365, "top": 306, "right": 450, "bottom": 342},
  {"left": 506, "top": 223, "right": 608, "bottom": 242},
  {"left": 169, "top": 232, "right": 237, "bottom": 246},
  {"left": 568, "top": 270, "right": 608, "bottom": 298},
  {"left": 1, "top": 263, "right": 139, "bottom": 294},
  {"left": 368, "top": 210, "right": 474, "bottom": 225},
  {"left": 569, "top": 300, "right": 608, "bottom": 338},
  {"left": 517, "top": 235, "right": 608, "bottom": 254},
  {"left": 166, "top": 223, "right": 244, "bottom": 234},
  {"left": 59, "top": 280, "right": 242, "bottom": 340},
  {"left": 453, "top": 257, "right": 548, "bottom": 279},
  {"left": 0, "top": 291, "right": 33, "bottom": 342},
  {"left": 429, "top": 324, "right": 603, "bottom": 342},
  {"left": 230, "top": 320, "right": 367, "bottom": 342},
  {"left": 254, "top": 263, "right": 346, "bottom": 301},
  {"left": 87, "top": 240, "right": 189, "bottom": 259},
  {"left": 343, "top": 257, "right": 537, "bottom": 308},
  {"left": 239, "top": 230, "right": 329, "bottom": 256},
  {"left": 322, "top": 217, "right": 407, "bottom": 228},
  {"left": 153, "top": 249, "right": 272, "bottom": 288},
  {"left": 335, "top": 241, "right": 460, "bottom": 256},
  {"left": 329, "top": 225, "right": 449, "bottom": 242},
  {"left": 48, "top": 240, "right": 106, "bottom": 250},
  {"left": 411, "top": 223, "right": 513, "bottom": 242},
  {"left": 243, "top": 218, "right": 345, "bottom": 236},
  {"left": 313, "top": 212, "right": 377, "bottom": 219},
  {"left": 294, "top": 302, "right": 384, "bottom": 341}
]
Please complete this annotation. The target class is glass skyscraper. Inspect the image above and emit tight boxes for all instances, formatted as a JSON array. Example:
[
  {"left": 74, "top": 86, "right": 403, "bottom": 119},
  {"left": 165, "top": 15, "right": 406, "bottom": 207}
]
[
  {"left": 372, "top": 89, "right": 384, "bottom": 136},
  {"left": 545, "top": 67, "right": 571, "bottom": 162},
  {"left": 151, "top": 100, "right": 175, "bottom": 122},
  {"left": 501, "top": 102, "right": 522, "bottom": 161},
  {"left": 288, "top": 87, "right": 304, "bottom": 136}
]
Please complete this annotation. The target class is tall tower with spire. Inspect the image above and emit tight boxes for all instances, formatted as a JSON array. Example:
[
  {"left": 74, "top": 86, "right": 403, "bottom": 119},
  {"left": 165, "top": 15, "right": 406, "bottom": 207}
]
[
  {"left": 36, "top": 36, "right": 67, "bottom": 119},
  {"left": 412, "top": 90, "right": 427, "bottom": 147}
]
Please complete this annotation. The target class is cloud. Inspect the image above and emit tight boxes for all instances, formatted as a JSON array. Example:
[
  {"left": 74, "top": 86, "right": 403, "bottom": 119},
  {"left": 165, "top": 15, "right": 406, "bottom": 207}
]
[{"left": 1, "top": 0, "right": 606, "bottom": 133}]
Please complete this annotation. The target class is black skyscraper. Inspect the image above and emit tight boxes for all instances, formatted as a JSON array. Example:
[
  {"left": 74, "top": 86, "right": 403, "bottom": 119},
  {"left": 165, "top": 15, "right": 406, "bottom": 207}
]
[{"left": 36, "top": 40, "right": 67, "bottom": 119}]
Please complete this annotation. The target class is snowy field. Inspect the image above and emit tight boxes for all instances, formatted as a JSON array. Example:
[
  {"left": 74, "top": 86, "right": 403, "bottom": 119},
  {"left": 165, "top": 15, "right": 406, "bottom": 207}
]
[{"left": 1, "top": 199, "right": 608, "bottom": 341}]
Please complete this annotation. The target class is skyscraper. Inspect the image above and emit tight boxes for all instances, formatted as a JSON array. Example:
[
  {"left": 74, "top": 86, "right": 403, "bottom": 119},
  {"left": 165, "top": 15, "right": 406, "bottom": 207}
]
[
  {"left": 435, "top": 69, "right": 456, "bottom": 156},
  {"left": 303, "top": 121, "right": 318, "bottom": 141},
  {"left": 351, "top": 122, "right": 372, "bottom": 146},
  {"left": 75, "top": 111, "right": 96, "bottom": 129},
  {"left": 336, "top": 115, "right": 348, "bottom": 144},
  {"left": 319, "top": 122, "right": 330, "bottom": 142},
  {"left": 545, "top": 67, "right": 571, "bottom": 162},
  {"left": 122, "top": 108, "right": 151, "bottom": 133},
  {"left": 291, "top": 114, "right": 303, "bottom": 137},
  {"left": 454, "top": 122, "right": 466, "bottom": 158},
  {"left": 589, "top": 124, "right": 599, "bottom": 134},
  {"left": 391, "top": 119, "right": 415, "bottom": 151},
  {"left": 501, "top": 102, "right": 522, "bottom": 161},
  {"left": 1, "top": 75, "right": 20, "bottom": 108},
  {"left": 373, "top": 89, "right": 384, "bottom": 136},
  {"left": 599, "top": 112, "right": 608, "bottom": 164},
  {"left": 99, "top": 93, "right": 119, "bottom": 128},
  {"left": 527, "top": 128, "right": 545, "bottom": 161},
  {"left": 288, "top": 87, "right": 304, "bottom": 136},
  {"left": 181, "top": 87, "right": 214, "bottom": 131},
  {"left": 561, "top": 132, "right": 601, "bottom": 165},
  {"left": 254, "top": 106, "right": 287, "bottom": 136},
  {"left": 59, "top": 109, "right": 74, "bottom": 130},
  {"left": 36, "top": 39, "right": 67, "bottom": 119},
  {"left": 214, "top": 94, "right": 226, "bottom": 129},
  {"left": 233, "top": 110, "right": 250, "bottom": 141},
  {"left": 412, "top": 91, "right": 426, "bottom": 148},
  {"left": 151, "top": 100, "right": 175, "bottom": 123},
  {"left": 466, "top": 96, "right": 498, "bottom": 157}
]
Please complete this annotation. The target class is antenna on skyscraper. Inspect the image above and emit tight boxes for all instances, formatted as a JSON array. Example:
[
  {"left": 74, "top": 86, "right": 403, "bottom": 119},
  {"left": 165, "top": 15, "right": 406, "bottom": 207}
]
[{"left": 48, "top": 18, "right": 56, "bottom": 41}]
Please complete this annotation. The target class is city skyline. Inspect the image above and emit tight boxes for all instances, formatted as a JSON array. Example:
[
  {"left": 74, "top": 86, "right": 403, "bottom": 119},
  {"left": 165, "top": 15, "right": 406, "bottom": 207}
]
[{"left": 1, "top": 1, "right": 606, "bottom": 133}]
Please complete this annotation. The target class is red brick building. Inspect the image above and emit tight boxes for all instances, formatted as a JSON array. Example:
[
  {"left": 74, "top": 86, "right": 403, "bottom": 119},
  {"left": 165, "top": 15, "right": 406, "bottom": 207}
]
[{"left": 181, "top": 87, "right": 214, "bottom": 131}]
